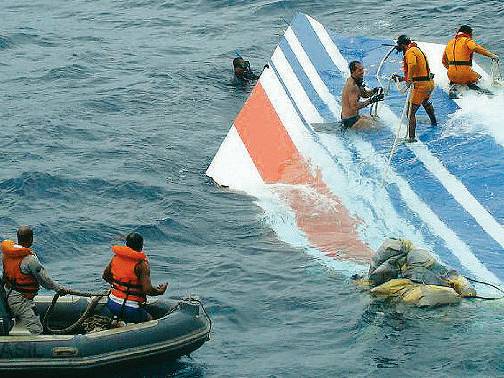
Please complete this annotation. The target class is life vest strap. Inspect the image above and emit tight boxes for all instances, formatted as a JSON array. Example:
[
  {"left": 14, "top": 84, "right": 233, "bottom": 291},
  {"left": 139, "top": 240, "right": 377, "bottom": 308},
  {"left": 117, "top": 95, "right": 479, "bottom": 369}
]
[
  {"left": 3, "top": 278, "right": 39, "bottom": 294},
  {"left": 111, "top": 278, "right": 142, "bottom": 289},
  {"left": 448, "top": 60, "right": 472, "bottom": 66},
  {"left": 412, "top": 76, "right": 432, "bottom": 82}
]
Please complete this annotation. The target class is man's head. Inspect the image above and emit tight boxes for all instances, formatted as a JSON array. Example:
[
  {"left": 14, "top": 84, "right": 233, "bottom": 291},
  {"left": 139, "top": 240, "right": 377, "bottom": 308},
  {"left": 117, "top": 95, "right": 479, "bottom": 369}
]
[
  {"left": 17, "top": 225, "right": 33, "bottom": 248},
  {"left": 126, "top": 232, "right": 143, "bottom": 252},
  {"left": 395, "top": 34, "right": 411, "bottom": 52},
  {"left": 458, "top": 25, "right": 473, "bottom": 36},
  {"left": 349, "top": 61, "right": 364, "bottom": 80},
  {"left": 233, "top": 57, "right": 251, "bottom": 77}
]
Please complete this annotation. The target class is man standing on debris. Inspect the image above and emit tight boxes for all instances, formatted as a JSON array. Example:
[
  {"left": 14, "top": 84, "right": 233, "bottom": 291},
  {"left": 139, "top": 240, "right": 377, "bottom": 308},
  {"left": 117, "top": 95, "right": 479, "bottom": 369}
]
[{"left": 393, "top": 34, "right": 437, "bottom": 143}]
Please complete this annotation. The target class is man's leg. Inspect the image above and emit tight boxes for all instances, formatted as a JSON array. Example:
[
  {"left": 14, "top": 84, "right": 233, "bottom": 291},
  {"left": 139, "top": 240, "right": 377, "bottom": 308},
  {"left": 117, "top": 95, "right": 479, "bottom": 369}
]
[
  {"left": 7, "top": 292, "right": 43, "bottom": 334},
  {"left": 467, "top": 82, "right": 493, "bottom": 96},
  {"left": 422, "top": 99, "right": 437, "bottom": 126},
  {"left": 408, "top": 103, "right": 420, "bottom": 142},
  {"left": 352, "top": 115, "right": 378, "bottom": 130}
]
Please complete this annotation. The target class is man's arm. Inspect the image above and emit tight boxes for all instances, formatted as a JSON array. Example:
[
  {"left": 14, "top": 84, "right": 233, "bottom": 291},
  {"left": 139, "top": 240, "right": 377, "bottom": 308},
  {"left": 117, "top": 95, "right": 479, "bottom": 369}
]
[
  {"left": 442, "top": 49, "right": 449, "bottom": 69},
  {"left": 22, "top": 255, "right": 64, "bottom": 292},
  {"left": 135, "top": 261, "right": 168, "bottom": 297},
  {"left": 359, "top": 86, "right": 374, "bottom": 99},
  {"left": 348, "top": 86, "right": 373, "bottom": 112},
  {"left": 467, "top": 39, "right": 495, "bottom": 58},
  {"left": 406, "top": 52, "right": 418, "bottom": 83},
  {"left": 102, "top": 262, "right": 113, "bottom": 284}
]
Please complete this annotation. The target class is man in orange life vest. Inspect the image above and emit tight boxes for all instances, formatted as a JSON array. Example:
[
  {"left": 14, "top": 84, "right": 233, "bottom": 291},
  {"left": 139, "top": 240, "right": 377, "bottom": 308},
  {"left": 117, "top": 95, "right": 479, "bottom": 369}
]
[
  {"left": 102, "top": 232, "right": 167, "bottom": 323},
  {"left": 392, "top": 35, "right": 437, "bottom": 143},
  {"left": 442, "top": 25, "right": 499, "bottom": 94},
  {"left": 1, "top": 226, "right": 70, "bottom": 334}
]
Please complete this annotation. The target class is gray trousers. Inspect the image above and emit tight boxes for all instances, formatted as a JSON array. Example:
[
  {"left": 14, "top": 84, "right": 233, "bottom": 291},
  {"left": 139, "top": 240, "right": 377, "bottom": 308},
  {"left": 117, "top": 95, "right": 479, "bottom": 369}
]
[{"left": 6, "top": 290, "right": 43, "bottom": 334}]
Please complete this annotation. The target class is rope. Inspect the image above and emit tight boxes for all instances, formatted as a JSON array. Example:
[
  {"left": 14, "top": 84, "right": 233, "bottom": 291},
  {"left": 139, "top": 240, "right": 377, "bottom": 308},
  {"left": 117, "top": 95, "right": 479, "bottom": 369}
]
[
  {"left": 491, "top": 60, "right": 503, "bottom": 86},
  {"left": 371, "top": 45, "right": 397, "bottom": 118},
  {"left": 382, "top": 86, "right": 412, "bottom": 186},
  {"left": 187, "top": 296, "right": 212, "bottom": 337},
  {"left": 42, "top": 289, "right": 109, "bottom": 335},
  {"left": 376, "top": 46, "right": 396, "bottom": 90},
  {"left": 464, "top": 276, "right": 504, "bottom": 300}
]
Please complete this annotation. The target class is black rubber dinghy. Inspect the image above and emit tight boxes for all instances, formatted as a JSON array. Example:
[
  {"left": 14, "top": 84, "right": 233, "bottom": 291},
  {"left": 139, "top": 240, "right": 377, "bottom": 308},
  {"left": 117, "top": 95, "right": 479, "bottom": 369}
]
[{"left": 0, "top": 295, "right": 211, "bottom": 374}]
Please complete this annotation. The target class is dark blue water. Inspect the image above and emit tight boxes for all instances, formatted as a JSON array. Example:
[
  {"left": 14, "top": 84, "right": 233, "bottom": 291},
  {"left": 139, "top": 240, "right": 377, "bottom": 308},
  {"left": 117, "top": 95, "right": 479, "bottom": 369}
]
[{"left": 1, "top": 1, "right": 503, "bottom": 376}]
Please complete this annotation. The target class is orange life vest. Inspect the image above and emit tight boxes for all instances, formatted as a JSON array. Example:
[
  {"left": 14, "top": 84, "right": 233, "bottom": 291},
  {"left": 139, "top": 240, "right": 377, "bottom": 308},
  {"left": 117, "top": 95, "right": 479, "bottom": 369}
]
[
  {"left": 403, "top": 43, "right": 432, "bottom": 82},
  {"left": 444, "top": 33, "right": 474, "bottom": 67},
  {"left": 1, "top": 240, "right": 40, "bottom": 299},
  {"left": 109, "top": 245, "right": 147, "bottom": 304}
]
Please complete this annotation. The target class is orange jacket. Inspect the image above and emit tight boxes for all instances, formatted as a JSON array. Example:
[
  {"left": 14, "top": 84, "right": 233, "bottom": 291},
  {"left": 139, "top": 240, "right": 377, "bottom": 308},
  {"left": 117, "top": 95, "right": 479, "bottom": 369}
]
[
  {"left": 403, "top": 43, "right": 432, "bottom": 84},
  {"left": 442, "top": 33, "right": 492, "bottom": 69},
  {"left": 109, "top": 245, "right": 148, "bottom": 304},
  {"left": 1, "top": 240, "right": 40, "bottom": 299}
]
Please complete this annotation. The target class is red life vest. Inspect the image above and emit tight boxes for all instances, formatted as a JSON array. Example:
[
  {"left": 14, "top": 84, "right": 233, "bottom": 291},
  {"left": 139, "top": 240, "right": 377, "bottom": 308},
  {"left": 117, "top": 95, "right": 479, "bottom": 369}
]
[
  {"left": 1, "top": 240, "right": 40, "bottom": 299},
  {"left": 109, "top": 245, "right": 147, "bottom": 304}
]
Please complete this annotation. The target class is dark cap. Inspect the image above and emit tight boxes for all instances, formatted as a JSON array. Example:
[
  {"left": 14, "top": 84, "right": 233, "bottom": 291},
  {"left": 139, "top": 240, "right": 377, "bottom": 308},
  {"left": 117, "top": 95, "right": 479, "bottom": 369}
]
[
  {"left": 458, "top": 25, "right": 473, "bottom": 35},
  {"left": 126, "top": 232, "right": 143, "bottom": 252},
  {"left": 396, "top": 34, "right": 411, "bottom": 46}
]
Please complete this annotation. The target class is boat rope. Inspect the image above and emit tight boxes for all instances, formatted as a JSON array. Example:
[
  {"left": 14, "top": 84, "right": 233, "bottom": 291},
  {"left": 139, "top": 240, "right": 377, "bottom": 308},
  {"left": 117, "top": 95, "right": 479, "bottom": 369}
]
[
  {"left": 42, "top": 289, "right": 109, "bottom": 335},
  {"left": 464, "top": 276, "right": 504, "bottom": 301},
  {"left": 382, "top": 86, "right": 412, "bottom": 186},
  {"left": 188, "top": 296, "right": 212, "bottom": 337}
]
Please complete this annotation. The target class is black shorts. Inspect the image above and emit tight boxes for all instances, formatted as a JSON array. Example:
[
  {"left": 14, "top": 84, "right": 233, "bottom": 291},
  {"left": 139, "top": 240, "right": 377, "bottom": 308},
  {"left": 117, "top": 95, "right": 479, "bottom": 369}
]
[{"left": 341, "top": 115, "right": 360, "bottom": 129}]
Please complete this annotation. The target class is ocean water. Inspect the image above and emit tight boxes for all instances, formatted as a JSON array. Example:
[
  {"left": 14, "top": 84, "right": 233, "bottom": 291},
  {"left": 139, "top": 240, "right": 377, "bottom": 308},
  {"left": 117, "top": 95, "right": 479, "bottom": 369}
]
[{"left": 1, "top": 1, "right": 504, "bottom": 377}]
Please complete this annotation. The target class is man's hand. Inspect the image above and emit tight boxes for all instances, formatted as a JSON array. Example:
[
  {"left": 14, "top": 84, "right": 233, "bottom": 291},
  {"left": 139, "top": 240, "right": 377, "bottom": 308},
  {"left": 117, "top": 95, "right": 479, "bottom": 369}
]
[
  {"left": 373, "top": 86, "right": 384, "bottom": 94},
  {"left": 491, "top": 54, "right": 500, "bottom": 62},
  {"left": 368, "top": 93, "right": 385, "bottom": 104},
  {"left": 157, "top": 283, "right": 168, "bottom": 295}
]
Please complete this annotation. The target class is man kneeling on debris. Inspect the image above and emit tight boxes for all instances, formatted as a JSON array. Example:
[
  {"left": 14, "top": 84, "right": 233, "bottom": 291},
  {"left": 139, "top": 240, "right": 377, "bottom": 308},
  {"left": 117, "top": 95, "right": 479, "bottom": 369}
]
[{"left": 358, "top": 238, "right": 476, "bottom": 307}]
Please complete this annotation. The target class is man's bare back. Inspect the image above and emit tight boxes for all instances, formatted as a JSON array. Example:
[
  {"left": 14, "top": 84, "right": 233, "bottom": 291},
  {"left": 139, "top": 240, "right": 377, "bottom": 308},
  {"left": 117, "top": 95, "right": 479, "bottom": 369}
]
[{"left": 340, "top": 61, "right": 383, "bottom": 129}]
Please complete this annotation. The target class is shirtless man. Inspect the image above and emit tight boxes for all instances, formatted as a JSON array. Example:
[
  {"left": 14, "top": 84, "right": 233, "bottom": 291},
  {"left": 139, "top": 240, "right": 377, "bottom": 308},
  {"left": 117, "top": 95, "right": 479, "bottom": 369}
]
[{"left": 341, "top": 61, "right": 384, "bottom": 129}]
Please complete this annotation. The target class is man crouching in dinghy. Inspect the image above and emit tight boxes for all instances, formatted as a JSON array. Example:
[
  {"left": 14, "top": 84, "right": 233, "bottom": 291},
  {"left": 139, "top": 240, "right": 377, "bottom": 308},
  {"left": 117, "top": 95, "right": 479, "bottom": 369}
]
[
  {"left": 341, "top": 60, "right": 384, "bottom": 130},
  {"left": 355, "top": 238, "right": 476, "bottom": 307},
  {"left": 1, "top": 226, "right": 72, "bottom": 334},
  {"left": 102, "top": 232, "right": 168, "bottom": 323}
]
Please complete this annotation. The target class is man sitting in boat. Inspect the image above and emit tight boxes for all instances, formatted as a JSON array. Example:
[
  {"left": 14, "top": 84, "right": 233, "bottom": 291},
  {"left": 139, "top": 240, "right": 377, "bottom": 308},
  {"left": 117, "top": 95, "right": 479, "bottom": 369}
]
[
  {"left": 357, "top": 238, "right": 476, "bottom": 307},
  {"left": 341, "top": 60, "right": 384, "bottom": 130},
  {"left": 102, "top": 232, "right": 167, "bottom": 323},
  {"left": 442, "top": 25, "right": 499, "bottom": 97},
  {"left": 1, "top": 226, "right": 71, "bottom": 334}
]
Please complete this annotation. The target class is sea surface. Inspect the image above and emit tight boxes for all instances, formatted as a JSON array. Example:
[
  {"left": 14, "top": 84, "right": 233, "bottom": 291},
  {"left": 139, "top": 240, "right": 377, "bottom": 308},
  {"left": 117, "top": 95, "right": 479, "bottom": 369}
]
[{"left": 1, "top": 1, "right": 504, "bottom": 377}]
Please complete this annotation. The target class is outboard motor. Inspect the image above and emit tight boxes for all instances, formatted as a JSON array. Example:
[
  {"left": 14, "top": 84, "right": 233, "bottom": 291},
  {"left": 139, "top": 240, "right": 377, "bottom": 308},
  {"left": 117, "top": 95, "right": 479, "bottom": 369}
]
[{"left": 0, "top": 280, "right": 14, "bottom": 335}]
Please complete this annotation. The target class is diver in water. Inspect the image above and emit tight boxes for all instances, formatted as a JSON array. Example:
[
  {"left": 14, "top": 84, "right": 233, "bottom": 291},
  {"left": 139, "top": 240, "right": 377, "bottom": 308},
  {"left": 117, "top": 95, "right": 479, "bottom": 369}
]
[
  {"left": 392, "top": 34, "right": 437, "bottom": 143},
  {"left": 340, "top": 60, "right": 384, "bottom": 129},
  {"left": 355, "top": 238, "right": 476, "bottom": 307},
  {"left": 233, "top": 56, "right": 269, "bottom": 82},
  {"left": 442, "top": 25, "right": 499, "bottom": 98}
]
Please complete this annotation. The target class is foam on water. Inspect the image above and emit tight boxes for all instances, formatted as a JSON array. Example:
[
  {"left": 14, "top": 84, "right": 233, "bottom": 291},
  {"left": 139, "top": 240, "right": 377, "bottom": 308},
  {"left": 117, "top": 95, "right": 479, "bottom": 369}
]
[{"left": 448, "top": 90, "right": 504, "bottom": 146}]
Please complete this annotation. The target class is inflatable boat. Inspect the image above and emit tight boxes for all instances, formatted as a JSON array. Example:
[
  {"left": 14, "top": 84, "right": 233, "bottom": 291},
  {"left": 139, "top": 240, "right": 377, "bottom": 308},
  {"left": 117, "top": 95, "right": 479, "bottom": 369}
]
[{"left": 0, "top": 295, "right": 211, "bottom": 374}]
